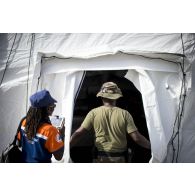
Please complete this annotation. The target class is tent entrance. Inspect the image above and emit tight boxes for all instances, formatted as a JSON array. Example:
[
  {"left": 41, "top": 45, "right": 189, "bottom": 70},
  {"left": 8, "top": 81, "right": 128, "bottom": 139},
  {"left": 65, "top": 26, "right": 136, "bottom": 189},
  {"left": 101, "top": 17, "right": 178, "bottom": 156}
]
[
  {"left": 32, "top": 52, "right": 180, "bottom": 162},
  {"left": 70, "top": 70, "right": 151, "bottom": 163}
]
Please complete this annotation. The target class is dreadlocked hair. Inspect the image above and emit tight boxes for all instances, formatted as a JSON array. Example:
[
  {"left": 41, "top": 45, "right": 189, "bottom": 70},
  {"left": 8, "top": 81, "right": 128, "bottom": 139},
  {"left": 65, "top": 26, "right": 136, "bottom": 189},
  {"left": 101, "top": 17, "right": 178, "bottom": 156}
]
[{"left": 25, "top": 106, "right": 48, "bottom": 140}]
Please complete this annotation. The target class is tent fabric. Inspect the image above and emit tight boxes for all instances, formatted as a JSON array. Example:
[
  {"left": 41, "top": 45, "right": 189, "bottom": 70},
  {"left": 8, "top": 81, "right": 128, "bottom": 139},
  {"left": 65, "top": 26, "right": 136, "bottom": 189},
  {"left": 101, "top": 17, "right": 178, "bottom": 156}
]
[
  {"left": 127, "top": 70, "right": 182, "bottom": 162},
  {"left": 0, "top": 33, "right": 195, "bottom": 162},
  {"left": 39, "top": 71, "right": 84, "bottom": 162}
]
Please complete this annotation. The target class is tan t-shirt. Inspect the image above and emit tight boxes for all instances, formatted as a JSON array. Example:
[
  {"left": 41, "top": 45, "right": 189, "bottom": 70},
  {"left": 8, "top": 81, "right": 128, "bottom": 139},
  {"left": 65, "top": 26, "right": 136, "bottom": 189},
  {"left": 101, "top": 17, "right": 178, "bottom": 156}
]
[{"left": 81, "top": 106, "right": 137, "bottom": 153}]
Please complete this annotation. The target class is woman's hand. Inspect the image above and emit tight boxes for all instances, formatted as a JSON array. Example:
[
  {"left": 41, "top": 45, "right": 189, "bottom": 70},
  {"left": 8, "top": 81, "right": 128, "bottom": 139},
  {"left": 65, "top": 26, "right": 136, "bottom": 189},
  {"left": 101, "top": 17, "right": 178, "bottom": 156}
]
[{"left": 58, "top": 124, "right": 65, "bottom": 141}]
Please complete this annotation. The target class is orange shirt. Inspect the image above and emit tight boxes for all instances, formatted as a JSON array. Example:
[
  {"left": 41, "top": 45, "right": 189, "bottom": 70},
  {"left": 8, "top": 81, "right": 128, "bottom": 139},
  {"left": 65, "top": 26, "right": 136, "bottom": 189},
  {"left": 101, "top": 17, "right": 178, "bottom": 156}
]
[{"left": 18, "top": 119, "right": 64, "bottom": 162}]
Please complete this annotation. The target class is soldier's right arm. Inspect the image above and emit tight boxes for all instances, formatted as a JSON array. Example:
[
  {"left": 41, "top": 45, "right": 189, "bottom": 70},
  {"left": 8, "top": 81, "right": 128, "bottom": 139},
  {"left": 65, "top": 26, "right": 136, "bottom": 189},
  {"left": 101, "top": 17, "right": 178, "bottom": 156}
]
[
  {"left": 70, "top": 126, "right": 87, "bottom": 147},
  {"left": 70, "top": 110, "right": 94, "bottom": 147}
]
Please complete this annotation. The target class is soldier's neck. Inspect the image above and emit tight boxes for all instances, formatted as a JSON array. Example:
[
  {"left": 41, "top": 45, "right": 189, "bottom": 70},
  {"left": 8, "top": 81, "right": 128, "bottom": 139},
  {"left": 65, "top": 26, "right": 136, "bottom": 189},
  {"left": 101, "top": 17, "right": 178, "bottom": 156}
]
[{"left": 103, "top": 102, "right": 116, "bottom": 107}]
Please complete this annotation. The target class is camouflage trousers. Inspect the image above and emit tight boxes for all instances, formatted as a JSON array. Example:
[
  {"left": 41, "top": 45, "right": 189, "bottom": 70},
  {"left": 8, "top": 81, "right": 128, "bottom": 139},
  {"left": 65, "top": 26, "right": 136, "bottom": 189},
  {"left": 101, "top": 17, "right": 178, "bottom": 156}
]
[{"left": 93, "top": 156, "right": 126, "bottom": 163}]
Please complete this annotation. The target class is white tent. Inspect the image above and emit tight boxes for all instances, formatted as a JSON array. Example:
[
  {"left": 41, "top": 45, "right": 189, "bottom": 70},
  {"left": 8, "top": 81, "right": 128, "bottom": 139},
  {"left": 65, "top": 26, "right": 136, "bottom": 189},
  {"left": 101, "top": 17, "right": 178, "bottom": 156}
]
[{"left": 0, "top": 33, "right": 195, "bottom": 163}]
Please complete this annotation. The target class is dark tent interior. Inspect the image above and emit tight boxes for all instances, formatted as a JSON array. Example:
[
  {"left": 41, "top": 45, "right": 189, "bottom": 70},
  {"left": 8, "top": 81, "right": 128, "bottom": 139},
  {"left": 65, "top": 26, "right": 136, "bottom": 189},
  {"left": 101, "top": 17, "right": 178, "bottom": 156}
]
[{"left": 70, "top": 70, "right": 151, "bottom": 163}]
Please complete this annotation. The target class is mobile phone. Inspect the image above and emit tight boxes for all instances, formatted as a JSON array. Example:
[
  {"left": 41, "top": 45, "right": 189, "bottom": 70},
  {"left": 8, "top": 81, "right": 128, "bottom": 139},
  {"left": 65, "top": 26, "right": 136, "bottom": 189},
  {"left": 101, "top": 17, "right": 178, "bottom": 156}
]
[{"left": 50, "top": 115, "right": 65, "bottom": 129}]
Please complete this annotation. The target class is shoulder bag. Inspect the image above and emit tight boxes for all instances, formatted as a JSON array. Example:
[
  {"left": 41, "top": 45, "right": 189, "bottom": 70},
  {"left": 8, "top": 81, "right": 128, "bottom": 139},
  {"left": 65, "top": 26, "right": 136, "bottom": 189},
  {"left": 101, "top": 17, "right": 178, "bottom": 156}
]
[{"left": 0, "top": 117, "right": 25, "bottom": 163}]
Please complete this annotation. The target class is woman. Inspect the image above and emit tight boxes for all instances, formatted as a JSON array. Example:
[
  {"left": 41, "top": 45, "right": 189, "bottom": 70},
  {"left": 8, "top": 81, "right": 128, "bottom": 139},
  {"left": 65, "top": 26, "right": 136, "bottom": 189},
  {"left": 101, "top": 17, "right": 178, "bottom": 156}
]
[{"left": 17, "top": 90, "right": 65, "bottom": 163}]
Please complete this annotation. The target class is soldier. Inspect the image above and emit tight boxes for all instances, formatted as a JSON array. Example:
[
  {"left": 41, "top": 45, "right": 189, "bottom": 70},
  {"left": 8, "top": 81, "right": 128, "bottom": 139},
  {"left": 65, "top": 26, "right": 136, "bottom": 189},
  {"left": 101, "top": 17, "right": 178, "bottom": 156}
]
[{"left": 70, "top": 82, "right": 150, "bottom": 163}]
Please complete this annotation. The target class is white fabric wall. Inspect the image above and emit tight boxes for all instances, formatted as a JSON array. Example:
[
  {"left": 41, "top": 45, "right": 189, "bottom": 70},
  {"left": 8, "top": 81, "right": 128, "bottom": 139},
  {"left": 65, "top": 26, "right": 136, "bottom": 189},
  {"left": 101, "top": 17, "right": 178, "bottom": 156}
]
[{"left": 174, "top": 60, "right": 195, "bottom": 162}]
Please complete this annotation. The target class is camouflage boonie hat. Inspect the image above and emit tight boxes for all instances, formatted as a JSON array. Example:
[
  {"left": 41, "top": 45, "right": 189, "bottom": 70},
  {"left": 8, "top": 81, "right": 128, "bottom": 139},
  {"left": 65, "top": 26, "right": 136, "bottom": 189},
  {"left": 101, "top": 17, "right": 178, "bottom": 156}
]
[{"left": 96, "top": 82, "right": 123, "bottom": 100}]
